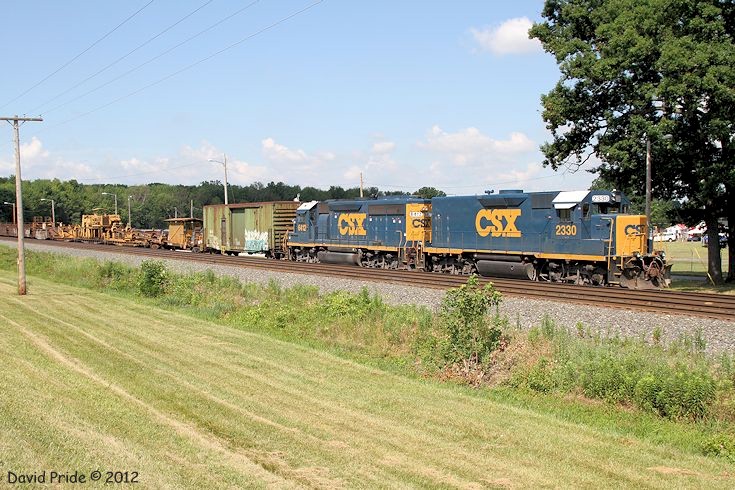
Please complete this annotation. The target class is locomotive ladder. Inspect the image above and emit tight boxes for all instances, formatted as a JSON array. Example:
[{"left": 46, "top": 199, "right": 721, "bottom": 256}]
[
  {"left": 400, "top": 240, "right": 426, "bottom": 270},
  {"left": 604, "top": 218, "right": 619, "bottom": 279}
]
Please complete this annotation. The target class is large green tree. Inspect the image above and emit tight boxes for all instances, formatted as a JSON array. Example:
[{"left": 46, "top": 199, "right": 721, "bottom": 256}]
[
  {"left": 414, "top": 187, "right": 447, "bottom": 199},
  {"left": 531, "top": 0, "right": 734, "bottom": 283}
]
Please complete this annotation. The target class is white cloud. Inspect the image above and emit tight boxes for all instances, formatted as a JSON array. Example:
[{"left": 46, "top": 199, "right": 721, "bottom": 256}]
[
  {"left": 495, "top": 162, "right": 542, "bottom": 186},
  {"left": 371, "top": 141, "right": 395, "bottom": 154},
  {"left": 261, "top": 137, "right": 310, "bottom": 163},
  {"left": 418, "top": 125, "right": 535, "bottom": 166},
  {"left": 260, "top": 137, "right": 340, "bottom": 186},
  {"left": 0, "top": 133, "right": 596, "bottom": 195},
  {"left": 0, "top": 136, "right": 100, "bottom": 180},
  {"left": 20, "top": 137, "right": 50, "bottom": 163},
  {"left": 343, "top": 165, "right": 363, "bottom": 181},
  {"left": 166, "top": 142, "right": 268, "bottom": 184},
  {"left": 341, "top": 139, "right": 398, "bottom": 184},
  {"left": 470, "top": 17, "right": 542, "bottom": 55}
]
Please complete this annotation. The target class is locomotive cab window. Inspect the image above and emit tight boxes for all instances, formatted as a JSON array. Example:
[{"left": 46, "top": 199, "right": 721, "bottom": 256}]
[
  {"left": 557, "top": 208, "right": 572, "bottom": 222},
  {"left": 582, "top": 203, "right": 590, "bottom": 218}
]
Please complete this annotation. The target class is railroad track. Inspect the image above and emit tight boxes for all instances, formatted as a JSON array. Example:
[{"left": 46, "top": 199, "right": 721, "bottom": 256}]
[{"left": 3, "top": 237, "right": 735, "bottom": 321}]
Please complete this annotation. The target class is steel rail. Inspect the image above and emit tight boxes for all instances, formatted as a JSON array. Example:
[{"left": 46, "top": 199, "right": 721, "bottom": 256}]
[{"left": 3, "top": 237, "right": 734, "bottom": 321}]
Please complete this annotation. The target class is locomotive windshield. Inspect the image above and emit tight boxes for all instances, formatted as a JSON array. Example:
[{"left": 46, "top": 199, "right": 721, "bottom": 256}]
[{"left": 588, "top": 202, "right": 627, "bottom": 215}]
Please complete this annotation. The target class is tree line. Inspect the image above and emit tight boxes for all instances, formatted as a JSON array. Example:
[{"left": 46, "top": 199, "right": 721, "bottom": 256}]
[{"left": 0, "top": 177, "right": 446, "bottom": 229}]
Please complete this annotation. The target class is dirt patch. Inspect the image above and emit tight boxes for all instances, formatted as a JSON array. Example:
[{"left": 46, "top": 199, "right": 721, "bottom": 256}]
[
  {"left": 648, "top": 466, "right": 700, "bottom": 476},
  {"left": 481, "top": 477, "right": 515, "bottom": 488},
  {"left": 484, "top": 335, "right": 553, "bottom": 387}
]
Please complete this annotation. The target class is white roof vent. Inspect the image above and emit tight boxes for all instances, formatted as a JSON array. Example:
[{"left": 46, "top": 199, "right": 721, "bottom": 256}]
[
  {"left": 297, "top": 200, "right": 319, "bottom": 211},
  {"left": 552, "top": 190, "right": 589, "bottom": 209}
]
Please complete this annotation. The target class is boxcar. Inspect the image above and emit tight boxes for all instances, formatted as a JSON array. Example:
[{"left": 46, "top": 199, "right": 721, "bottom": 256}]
[{"left": 203, "top": 202, "right": 299, "bottom": 257}]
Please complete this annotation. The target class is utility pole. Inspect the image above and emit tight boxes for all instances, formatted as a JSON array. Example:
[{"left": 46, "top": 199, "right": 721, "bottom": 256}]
[
  {"left": 3, "top": 202, "right": 16, "bottom": 226},
  {"left": 208, "top": 154, "right": 229, "bottom": 205},
  {"left": 102, "top": 192, "right": 118, "bottom": 215},
  {"left": 360, "top": 172, "right": 364, "bottom": 198},
  {"left": 1, "top": 115, "right": 43, "bottom": 295},
  {"left": 222, "top": 153, "right": 228, "bottom": 205},
  {"left": 127, "top": 195, "right": 133, "bottom": 227},
  {"left": 190, "top": 200, "right": 193, "bottom": 219},
  {"left": 645, "top": 136, "right": 652, "bottom": 236},
  {"left": 40, "top": 198, "right": 55, "bottom": 225}
]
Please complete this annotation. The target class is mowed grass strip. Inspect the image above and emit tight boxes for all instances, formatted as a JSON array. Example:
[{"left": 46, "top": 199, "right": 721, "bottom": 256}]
[{"left": 0, "top": 273, "right": 732, "bottom": 488}]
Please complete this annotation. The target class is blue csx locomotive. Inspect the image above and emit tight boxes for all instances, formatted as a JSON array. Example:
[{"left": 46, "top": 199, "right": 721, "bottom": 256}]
[{"left": 287, "top": 189, "right": 671, "bottom": 289}]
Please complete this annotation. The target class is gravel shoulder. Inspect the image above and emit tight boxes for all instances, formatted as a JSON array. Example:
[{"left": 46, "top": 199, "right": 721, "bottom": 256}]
[{"left": 7, "top": 241, "right": 735, "bottom": 355}]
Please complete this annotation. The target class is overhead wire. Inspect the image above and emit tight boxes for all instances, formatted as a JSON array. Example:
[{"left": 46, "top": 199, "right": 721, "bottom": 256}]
[
  {"left": 29, "top": 0, "right": 218, "bottom": 114},
  {"left": 0, "top": 0, "right": 319, "bottom": 156},
  {"left": 41, "top": 0, "right": 262, "bottom": 117},
  {"left": 0, "top": 0, "right": 156, "bottom": 111},
  {"left": 0, "top": 0, "right": 263, "bottom": 154},
  {"left": 2, "top": 1, "right": 325, "bottom": 181},
  {"left": 42, "top": 0, "right": 324, "bottom": 132}
]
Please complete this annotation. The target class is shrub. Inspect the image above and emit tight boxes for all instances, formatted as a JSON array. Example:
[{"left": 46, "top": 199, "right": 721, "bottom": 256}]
[
  {"left": 437, "top": 275, "right": 502, "bottom": 365},
  {"left": 97, "top": 261, "right": 136, "bottom": 290},
  {"left": 702, "top": 434, "right": 735, "bottom": 463},
  {"left": 511, "top": 317, "right": 720, "bottom": 421},
  {"left": 525, "top": 357, "right": 554, "bottom": 393},
  {"left": 138, "top": 260, "right": 167, "bottom": 297},
  {"left": 319, "top": 288, "right": 384, "bottom": 320}
]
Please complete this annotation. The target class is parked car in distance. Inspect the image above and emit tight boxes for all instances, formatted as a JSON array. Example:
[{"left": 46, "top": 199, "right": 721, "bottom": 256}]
[
  {"left": 702, "top": 232, "right": 728, "bottom": 248},
  {"left": 653, "top": 230, "right": 678, "bottom": 242}
]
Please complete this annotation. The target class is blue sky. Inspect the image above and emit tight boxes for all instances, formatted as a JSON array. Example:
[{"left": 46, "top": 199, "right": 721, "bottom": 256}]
[{"left": 0, "top": 0, "right": 596, "bottom": 194}]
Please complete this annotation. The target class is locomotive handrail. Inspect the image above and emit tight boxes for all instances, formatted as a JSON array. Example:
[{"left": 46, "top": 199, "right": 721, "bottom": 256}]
[{"left": 601, "top": 217, "right": 614, "bottom": 278}]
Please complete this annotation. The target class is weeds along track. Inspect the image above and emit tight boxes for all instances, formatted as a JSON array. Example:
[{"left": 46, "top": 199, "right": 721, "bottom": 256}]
[{"left": 4, "top": 237, "right": 735, "bottom": 321}]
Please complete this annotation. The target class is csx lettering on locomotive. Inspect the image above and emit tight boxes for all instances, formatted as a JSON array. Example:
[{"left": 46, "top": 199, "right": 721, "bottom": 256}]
[
  {"left": 338, "top": 213, "right": 367, "bottom": 236},
  {"left": 624, "top": 224, "right": 643, "bottom": 235},
  {"left": 475, "top": 209, "right": 522, "bottom": 237}
]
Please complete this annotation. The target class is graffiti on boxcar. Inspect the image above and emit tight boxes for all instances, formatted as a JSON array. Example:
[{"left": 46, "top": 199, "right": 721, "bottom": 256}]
[{"left": 244, "top": 229, "right": 269, "bottom": 251}]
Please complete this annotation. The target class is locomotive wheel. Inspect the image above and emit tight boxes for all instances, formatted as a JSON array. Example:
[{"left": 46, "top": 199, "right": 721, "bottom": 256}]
[{"left": 536, "top": 262, "right": 551, "bottom": 282}]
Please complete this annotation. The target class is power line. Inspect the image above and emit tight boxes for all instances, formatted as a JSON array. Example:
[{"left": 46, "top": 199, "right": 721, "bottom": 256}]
[
  {"left": 30, "top": 0, "right": 217, "bottom": 114},
  {"left": 0, "top": 0, "right": 156, "bottom": 111},
  {"left": 43, "top": 0, "right": 324, "bottom": 131},
  {"left": 42, "top": 0, "right": 262, "bottom": 116}
]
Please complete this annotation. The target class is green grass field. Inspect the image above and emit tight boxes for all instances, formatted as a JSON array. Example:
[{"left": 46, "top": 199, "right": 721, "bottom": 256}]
[
  {"left": 655, "top": 241, "right": 734, "bottom": 293},
  {"left": 1, "top": 271, "right": 733, "bottom": 488},
  {"left": 658, "top": 240, "right": 730, "bottom": 275}
]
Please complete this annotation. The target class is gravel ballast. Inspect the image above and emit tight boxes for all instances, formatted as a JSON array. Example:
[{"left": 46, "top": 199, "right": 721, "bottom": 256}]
[{"left": 6, "top": 241, "right": 735, "bottom": 355}]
